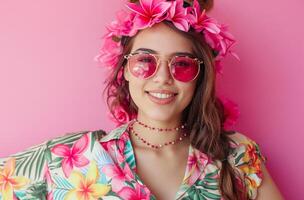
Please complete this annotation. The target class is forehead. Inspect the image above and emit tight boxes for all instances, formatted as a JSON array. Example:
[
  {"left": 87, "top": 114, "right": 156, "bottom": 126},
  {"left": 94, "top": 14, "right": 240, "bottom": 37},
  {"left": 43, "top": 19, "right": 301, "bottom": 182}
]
[{"left": 130, "top": 23, "right": 194, "bottom": 54}]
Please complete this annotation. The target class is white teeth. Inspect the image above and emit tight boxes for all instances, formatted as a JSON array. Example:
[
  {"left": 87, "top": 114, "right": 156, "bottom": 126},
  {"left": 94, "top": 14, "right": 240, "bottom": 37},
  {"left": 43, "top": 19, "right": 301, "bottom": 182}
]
[{"left": 149, "top": 92, "right": 175, "bottom": 99}]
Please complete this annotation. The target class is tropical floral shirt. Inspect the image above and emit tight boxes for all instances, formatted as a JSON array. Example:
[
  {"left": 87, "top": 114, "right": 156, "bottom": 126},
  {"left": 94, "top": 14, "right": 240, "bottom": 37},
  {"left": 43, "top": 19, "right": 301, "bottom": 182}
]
[{"left": 0, "top": 121, "right": 266, "bottom": 200}]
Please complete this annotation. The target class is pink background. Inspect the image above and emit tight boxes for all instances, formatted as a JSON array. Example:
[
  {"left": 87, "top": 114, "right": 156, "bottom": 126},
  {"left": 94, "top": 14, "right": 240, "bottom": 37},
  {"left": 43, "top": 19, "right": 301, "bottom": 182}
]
[{"left": 0, "top": 0, "right": 303, "bottom": 199}]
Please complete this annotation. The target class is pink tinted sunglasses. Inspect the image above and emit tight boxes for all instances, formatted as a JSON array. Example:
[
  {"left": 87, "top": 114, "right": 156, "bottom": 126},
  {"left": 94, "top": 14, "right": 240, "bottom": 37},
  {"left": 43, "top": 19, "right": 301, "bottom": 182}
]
[{"left": 124, "top": 52, "right": 203, "bottom": 83}]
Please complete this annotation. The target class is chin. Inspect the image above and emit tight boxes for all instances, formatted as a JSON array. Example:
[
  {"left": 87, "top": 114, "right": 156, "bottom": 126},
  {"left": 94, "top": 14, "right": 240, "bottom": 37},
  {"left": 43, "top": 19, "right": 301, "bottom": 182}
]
[{"left": 141, "top": 109, "right": 181, "bottom": 123}]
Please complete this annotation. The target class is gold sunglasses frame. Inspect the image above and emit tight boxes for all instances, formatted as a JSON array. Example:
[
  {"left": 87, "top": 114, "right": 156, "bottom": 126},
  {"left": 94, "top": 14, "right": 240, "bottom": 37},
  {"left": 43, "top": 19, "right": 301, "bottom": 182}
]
[{"left": 123, "top": 52, "right": 204, "bottom": 82}]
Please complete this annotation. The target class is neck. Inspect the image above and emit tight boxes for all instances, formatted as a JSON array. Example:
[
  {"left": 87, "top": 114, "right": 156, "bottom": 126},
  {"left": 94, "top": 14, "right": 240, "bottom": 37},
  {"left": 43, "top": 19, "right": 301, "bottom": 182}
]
[
  {"left": 130, "top": 112, "right": 187, "bottom": 149},
  {"left": 136, "top": 110, "right": 183, "bottom": 129}
]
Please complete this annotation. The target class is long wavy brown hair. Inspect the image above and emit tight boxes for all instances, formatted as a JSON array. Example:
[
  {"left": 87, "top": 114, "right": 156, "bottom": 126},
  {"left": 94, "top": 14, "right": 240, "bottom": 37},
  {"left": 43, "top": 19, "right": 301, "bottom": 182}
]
[{"left": 103, "top": 0, "right": 248, "bottom": 199}]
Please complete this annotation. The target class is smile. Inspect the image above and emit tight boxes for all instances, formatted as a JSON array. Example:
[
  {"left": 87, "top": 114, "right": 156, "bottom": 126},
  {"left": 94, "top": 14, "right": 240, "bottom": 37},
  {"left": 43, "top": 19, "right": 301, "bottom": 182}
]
[
  {"left": 145, "top": 91, "right": 178, "bottom": 105},
  {"left": 148, "top": 92, "right": 175, "bottom": 99}
]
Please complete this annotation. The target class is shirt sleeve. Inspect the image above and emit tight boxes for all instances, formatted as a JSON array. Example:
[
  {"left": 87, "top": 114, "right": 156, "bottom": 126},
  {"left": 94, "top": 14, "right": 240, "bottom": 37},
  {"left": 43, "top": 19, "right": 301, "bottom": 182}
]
[
  {"left": 228, "top": 132, "right": 267, "bottom": 200},
  {"left": 0, "top": 141, "right": 49, "bottom": 200}
]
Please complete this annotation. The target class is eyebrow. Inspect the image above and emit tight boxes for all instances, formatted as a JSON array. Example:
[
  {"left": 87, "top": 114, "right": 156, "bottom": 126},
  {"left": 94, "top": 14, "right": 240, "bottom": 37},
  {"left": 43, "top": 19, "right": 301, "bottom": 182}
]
[{"left": 132, "top": 48, "right": 195, "bottom": 57}]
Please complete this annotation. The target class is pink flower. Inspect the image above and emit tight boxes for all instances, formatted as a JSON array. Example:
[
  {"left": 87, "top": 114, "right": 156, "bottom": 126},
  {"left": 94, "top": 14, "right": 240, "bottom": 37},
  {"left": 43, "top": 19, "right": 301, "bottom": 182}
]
[
  {"left": 110, "top": 105, "right": 130, "bottom": 126},
  {"left": 219, "top": 96, "right": 240, "bottom": 130},
  {"left": 105, "top": 10, "right": 137, "bottom": 37},
  {"left": 187, "top": 150, "right": 209, "bottom": 185},
  {"left": 51, "top": 134, "right": 90, "bottom": 178},
  {"left": 167, "top": 0, "right": 190, "bottom": 31},
  {"left": 187, "top": 0, "right": 220, "bottom": 33},
  {"left": 188, "top": 151, "right": 209, "bottom": 169},
  {"left": 204, "top": 24, "right": 236, "bottom": 57},
  {"left": 102, "top": 164, "right": 131, "bottom": 193},
  {"left": 117, "top": 184, "right": 151, "bottom": 200},
  {"left": 126, "top": 0, "right": 172, "bottom": 29},
  {"left": 187, "top": 0, "right": 238, "bottom": 61},
  {"left": 95, "top": 37, "right": 123, "bottom": 69},
  {"left": 47, "top": 191, "right": 54, "bottom": 200},
  {"left": 95, "top": 10, "right": 137, "bottom": 69}
]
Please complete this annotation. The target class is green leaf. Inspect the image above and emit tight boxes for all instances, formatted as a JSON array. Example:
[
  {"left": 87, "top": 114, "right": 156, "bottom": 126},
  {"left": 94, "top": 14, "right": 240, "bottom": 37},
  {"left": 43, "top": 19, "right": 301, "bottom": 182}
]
[
  {"left": 201, "top": 190, "right": 221, "bottom": 199},
  {"left": 13, "top": 142, "right": 48, "bottom": 180},
  {"left": 48, "top": 131, "right": 88, "bottom": 149},
  {"left": 125, "top": 181, "right": 135, "bottom": 189},
  {"left": 25, "top": 181, "right": 48, "bottom": 200},
  {"left": 235, "top": 152, "right": 245, "bottom": 164},
  {"left": 188, "top": 187, "right": 196, "bottom": 196},
  {"left": 204, "top": 169, "right": 219, "bottom": 178},
  {"left": 202, "top": 177, "right": 217, "bottom": 183},
  {"left": 150, "top": 195, "right": 157, "bottom": 200},
  {"left": 52, "top": 156, "right": 63, "bottom": 163},
  {"left": 91, "top": 132, "right": 96, "bottom": 152},
  {"left": 53, "top": 175, "right": 74, "bottom": 189},
  {"left": 198, "top": 182, "right": 218, "bottom": 190},
  {"left": 44, "top": 148, "right": 52, "bottom": 162},
  {"left": 193, "top": 192, "right": 200, "bottom": 200}
]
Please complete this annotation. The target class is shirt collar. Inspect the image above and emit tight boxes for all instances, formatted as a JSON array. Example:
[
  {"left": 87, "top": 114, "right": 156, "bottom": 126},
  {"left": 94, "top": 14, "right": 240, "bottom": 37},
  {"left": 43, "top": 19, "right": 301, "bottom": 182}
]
[{"left": 99, "top": 120, "right": 134, "bottom": 143}]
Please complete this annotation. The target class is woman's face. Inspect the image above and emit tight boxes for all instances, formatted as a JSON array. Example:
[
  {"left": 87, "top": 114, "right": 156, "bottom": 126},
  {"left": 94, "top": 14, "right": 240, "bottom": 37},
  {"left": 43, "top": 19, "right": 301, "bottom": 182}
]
[{"left": 124, "top": 22, "right": 198, "bottom": 124}]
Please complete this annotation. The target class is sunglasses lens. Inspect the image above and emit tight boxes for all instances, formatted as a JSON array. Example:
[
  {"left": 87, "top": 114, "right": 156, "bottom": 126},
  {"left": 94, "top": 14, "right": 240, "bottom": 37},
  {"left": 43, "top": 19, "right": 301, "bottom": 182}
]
[
  {"left": 128, "top": 54, "right": 157, "bottom": 79},
  {"left": 171, "top": 56, "right": 200, "bottom": 82}
]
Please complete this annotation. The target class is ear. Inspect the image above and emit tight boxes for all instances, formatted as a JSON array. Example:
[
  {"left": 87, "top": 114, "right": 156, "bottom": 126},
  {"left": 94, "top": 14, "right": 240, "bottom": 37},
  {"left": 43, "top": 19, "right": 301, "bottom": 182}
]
[{"left": 123, "top": 65, "right": 130, "bottom": 81}]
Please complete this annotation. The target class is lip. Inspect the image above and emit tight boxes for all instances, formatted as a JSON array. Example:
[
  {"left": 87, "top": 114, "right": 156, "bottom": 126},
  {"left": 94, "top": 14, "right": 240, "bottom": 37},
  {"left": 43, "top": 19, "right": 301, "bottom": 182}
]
[
  {"left": 145, "top": 89, "right": 178, "bottom": 105},
  {"left": 146, "top": 89, "right": 178, "bottom": 95}
]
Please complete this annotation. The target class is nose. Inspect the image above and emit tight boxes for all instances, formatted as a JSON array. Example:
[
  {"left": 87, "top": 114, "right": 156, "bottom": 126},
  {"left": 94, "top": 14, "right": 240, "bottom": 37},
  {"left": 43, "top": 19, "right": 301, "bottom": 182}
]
[{"left": 152, "top": 59, "right": 173, "bottom": 85}]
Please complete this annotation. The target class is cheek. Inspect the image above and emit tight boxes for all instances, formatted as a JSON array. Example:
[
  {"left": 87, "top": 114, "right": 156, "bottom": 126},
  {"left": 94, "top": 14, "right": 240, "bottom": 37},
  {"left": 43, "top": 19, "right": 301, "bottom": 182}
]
[
  {"left": 182, "top": 80, "right": 196, "bottom": 93},
  {"left": 180, "top": 83, "right": 197, "bottom": 105},
  {"left": 128, "top": 79, "right": 145, "bottom": 104}
]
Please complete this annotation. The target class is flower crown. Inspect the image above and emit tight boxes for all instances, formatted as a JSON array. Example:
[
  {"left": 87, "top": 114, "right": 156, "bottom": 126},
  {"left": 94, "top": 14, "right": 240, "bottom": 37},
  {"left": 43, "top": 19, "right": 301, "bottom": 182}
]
[
  {"left": 95, "top": 0, "right": 240, "bottom": 129},
  {"left": 95, "top": 0, "right": 239, "bottom": 74}
]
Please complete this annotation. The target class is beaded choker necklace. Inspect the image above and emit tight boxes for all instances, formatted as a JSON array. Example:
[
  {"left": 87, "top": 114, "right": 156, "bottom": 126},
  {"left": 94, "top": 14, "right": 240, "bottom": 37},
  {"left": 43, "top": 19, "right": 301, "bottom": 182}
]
[
  {"left": 129, "top": 121, "right": 188, "bottom": 149},
  {"left": 134, "top": 118, "right": 186, "bottom": 132}
]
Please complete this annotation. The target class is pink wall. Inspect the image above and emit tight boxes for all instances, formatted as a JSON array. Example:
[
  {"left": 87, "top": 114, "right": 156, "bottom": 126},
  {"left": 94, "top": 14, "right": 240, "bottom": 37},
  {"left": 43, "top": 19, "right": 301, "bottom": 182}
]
[{"left": 1, "top": 0, "right": 303, "bottom": 199}]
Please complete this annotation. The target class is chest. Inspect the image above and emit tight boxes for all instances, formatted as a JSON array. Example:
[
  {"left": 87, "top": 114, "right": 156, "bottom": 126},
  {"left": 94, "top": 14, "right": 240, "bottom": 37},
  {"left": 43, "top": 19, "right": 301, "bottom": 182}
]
[{"left": 134, "top": 148, "right": 189, "bottom": 200}]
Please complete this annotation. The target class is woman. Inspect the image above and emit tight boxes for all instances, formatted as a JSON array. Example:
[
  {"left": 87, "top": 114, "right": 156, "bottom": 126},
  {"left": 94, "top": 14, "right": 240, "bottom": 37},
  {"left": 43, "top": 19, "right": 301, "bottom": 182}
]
[{"left": 0, "top": 0, "right": 283, "bottom": 199}]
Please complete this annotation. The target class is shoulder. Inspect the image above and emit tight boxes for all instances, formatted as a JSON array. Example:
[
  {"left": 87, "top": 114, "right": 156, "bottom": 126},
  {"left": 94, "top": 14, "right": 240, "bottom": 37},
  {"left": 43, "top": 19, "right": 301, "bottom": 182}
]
[
  {"left": 227, "top": 131, "right": 265, "bottom": 157},
  {"left": 227, "top": 131, "right": 267, "bottom": 199},
  {"left": 46, "top": 123, "right": 130, "bottom": 160},
  {"left": 47, "top": 129, "right": 108, "bottom": 150},
  {"left": 0, "top": 129, "right": 107, "bottom": 167},
  {"left": 227, "top": 131, "right": 266, "bottom": 166},
  {"left": 228, "top": 131, "right": 257, "bottom": 145},
  {"left": 41, "top": 129, "right": 112, "bottom": 157},
  {"left": 47, "top": 129, "right": 106, "bottom": 147}
]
